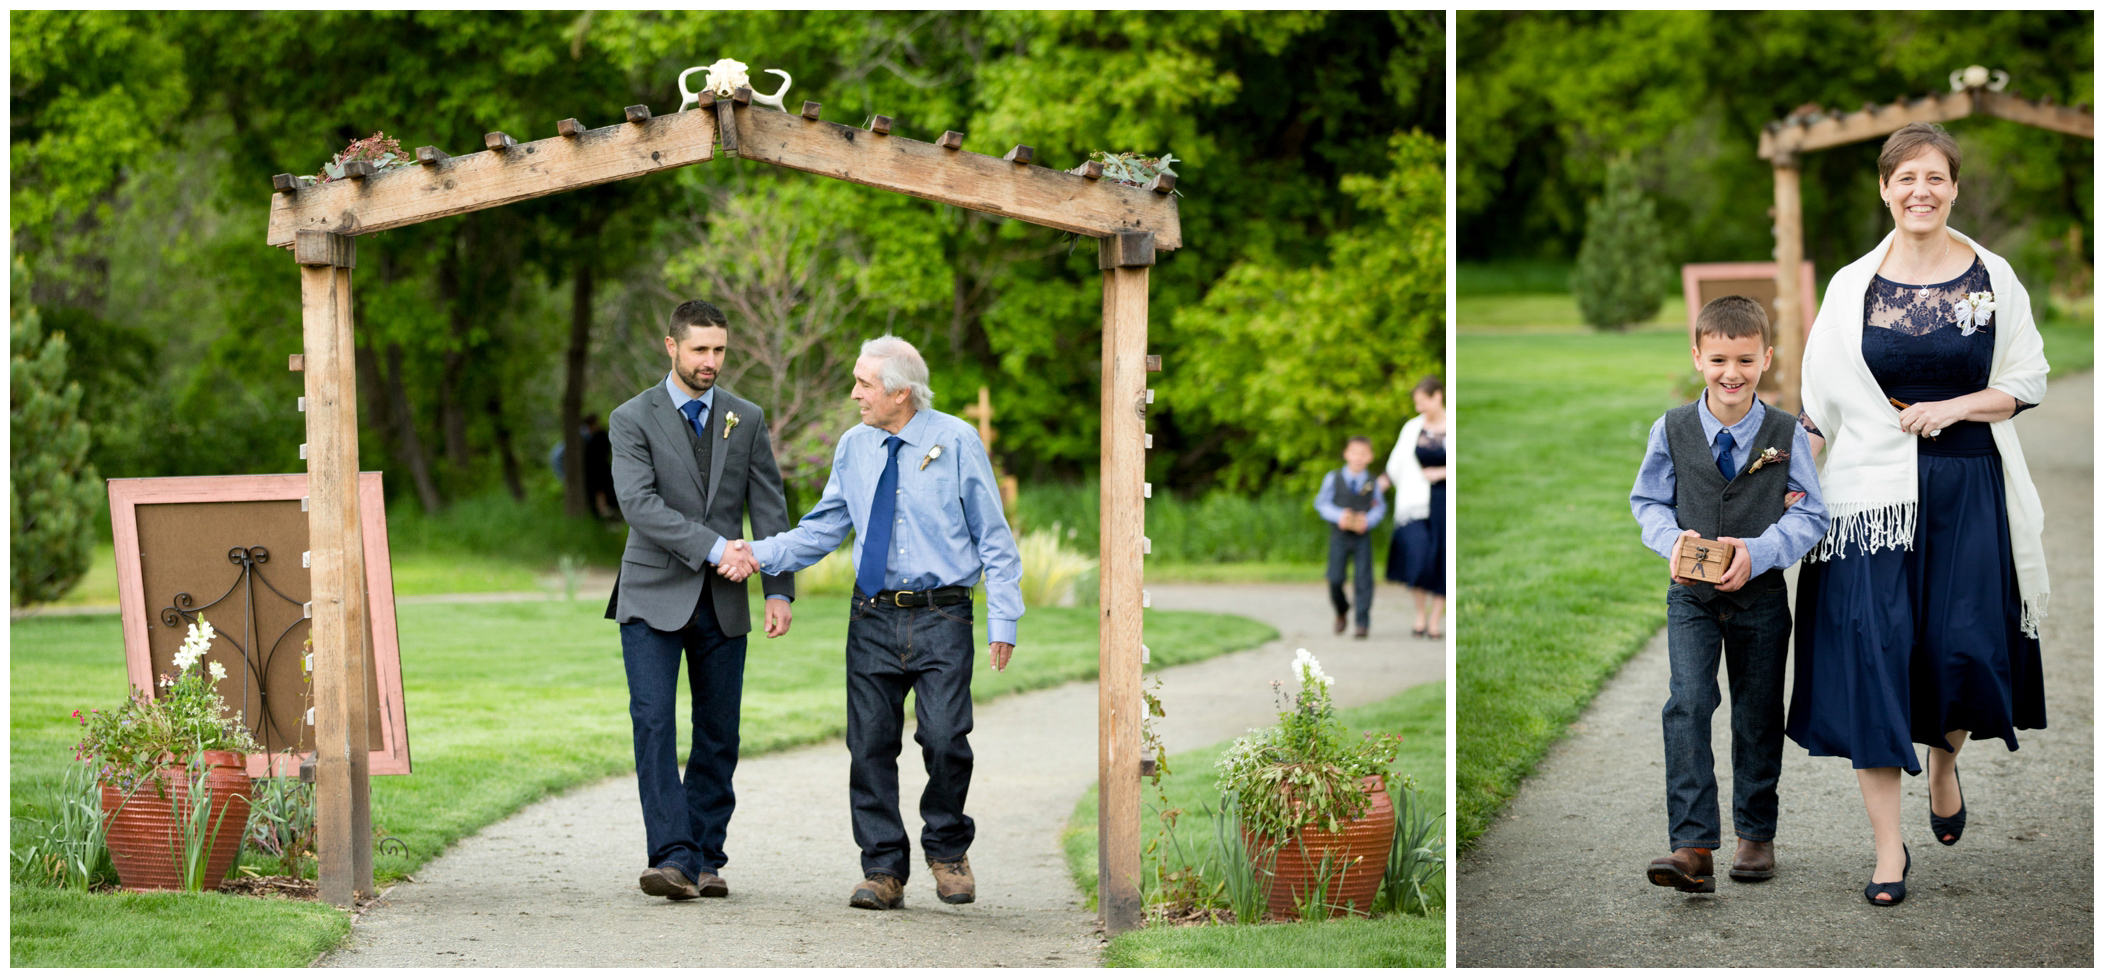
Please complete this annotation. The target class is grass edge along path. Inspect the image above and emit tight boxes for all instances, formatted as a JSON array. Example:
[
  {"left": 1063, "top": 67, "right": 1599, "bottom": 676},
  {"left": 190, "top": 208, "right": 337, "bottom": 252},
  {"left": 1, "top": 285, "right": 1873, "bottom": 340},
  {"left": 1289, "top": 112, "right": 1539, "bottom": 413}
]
[
  {"left": 1062, "top": 682, "right": 1446, "bottom": 968},
  {"left": 1454, "top": 330, "right": 1692, "bottom": 849},
  {"left": 11, "top": 598, "right": 1273, "bottom": 968}
]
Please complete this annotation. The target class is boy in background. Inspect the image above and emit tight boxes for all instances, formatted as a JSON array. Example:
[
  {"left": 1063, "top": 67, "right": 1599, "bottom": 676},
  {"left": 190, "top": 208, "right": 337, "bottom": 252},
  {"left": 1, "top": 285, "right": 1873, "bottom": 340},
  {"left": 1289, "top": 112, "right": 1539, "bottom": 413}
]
[{"left": 1316, "top": 435, "right": 1387, "bottom": 639}]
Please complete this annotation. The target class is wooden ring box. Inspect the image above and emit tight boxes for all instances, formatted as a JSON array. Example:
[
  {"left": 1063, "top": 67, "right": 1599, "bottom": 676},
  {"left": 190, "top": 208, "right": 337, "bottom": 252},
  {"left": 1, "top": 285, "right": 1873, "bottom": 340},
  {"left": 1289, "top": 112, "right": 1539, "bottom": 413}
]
[{"left": 1678, "top": 536, "right": 1730, "bottom": 584}]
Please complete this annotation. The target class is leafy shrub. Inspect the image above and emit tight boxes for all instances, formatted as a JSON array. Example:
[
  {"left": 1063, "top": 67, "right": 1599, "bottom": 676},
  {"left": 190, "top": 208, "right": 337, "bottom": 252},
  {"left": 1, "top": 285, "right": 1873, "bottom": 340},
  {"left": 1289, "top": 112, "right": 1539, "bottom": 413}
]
[{"left": 11, "top": 259, "right": 100, "bottom": 606}]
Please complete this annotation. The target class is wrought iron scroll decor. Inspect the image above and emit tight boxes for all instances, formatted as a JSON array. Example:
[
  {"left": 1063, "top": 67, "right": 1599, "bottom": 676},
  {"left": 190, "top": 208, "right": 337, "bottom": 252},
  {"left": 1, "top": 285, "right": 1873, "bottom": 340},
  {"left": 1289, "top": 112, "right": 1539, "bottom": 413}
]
[{"left": 159, "top": 545, "right": 312, "bottom": 751}]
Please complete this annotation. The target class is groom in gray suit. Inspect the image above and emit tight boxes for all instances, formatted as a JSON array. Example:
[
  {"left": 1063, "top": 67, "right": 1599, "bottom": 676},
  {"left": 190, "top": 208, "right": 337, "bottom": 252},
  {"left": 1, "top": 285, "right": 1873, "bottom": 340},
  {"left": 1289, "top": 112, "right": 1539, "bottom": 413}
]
[{"left": 607, "top": 299, "right": 794, "bottom": 901}]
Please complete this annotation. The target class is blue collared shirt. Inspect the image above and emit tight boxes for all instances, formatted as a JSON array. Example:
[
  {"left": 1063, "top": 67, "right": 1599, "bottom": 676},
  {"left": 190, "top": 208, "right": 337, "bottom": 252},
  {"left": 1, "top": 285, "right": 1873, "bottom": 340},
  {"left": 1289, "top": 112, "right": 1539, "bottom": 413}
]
[
  {"left": 1313, "top": 467, "right": 1388, "bottom": 530},
  {"left": 748, "top": 408, "right": 1025, "bottom": 646},
  {"left": 1629, "top": 396, "right": 1829, "bottom": 579},
  {"left": 664, "top": 372, "right": 789, "bottom": 604}
]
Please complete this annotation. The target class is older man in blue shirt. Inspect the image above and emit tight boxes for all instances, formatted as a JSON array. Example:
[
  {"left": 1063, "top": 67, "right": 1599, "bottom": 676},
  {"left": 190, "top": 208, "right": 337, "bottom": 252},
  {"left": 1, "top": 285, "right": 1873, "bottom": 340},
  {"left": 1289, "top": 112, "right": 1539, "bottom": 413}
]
[{"left": 719, "top": 335, "right": 1022, "bottom": 911}]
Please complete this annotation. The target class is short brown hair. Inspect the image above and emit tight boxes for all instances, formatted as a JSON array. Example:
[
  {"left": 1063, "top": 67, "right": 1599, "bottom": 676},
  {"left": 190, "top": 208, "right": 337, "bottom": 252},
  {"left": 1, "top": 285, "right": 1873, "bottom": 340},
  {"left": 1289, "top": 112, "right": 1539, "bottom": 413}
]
[
  {"left": 1412, "top": 374, "right": 1443, "bottom": 398},
  {"left": 666, "top": 300, "right": 728, "bottom": 341},
  {"left": 1877, "top": 122, "right": 1962, "bottom": 185},
  {"left": 1694, "top": 295, "right": 1770, "bottom": 348}
]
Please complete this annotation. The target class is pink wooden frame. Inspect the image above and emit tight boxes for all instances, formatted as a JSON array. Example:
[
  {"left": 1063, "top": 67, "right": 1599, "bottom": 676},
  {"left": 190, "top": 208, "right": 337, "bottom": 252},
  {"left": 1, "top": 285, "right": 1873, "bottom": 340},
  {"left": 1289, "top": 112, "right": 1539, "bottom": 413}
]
[
  {"left": 1680, "top": 261, "right": 1820, "bottom": 341},
  {"left": 107, "top": 473, "right": 410, "bottom": 777}
]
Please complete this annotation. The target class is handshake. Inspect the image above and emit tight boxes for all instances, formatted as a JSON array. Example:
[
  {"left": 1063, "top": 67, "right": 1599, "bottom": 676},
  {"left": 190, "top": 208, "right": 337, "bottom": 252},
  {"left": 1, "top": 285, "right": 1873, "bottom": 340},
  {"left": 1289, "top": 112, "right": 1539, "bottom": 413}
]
[{"left": 716, "top": 539, "right": 760, "bottom": 582}]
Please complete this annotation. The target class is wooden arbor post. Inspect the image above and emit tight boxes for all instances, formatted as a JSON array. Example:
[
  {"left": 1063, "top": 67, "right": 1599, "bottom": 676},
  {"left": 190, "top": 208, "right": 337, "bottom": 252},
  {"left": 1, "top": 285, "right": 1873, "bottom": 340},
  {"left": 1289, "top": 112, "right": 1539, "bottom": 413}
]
[
  {"left": 295, "top": 229, "right": 374, "bottom": 907},
  {"left": 1757, "top": 85, "right": 2094, "bottom": 409},
  {"left": 267, "top": 98, "right": 1180, "bottom": 925},
  {"left": 1096, "top": 230, "right": 1154, "bottom": 934}
]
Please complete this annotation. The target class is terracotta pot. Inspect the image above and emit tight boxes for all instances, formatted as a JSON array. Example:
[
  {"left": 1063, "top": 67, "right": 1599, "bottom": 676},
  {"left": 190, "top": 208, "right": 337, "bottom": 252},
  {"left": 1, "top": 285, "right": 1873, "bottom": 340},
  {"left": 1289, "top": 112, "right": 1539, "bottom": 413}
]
[
  {"left": 1247, "top": 775, "right": 1395, "bottom": 919},
  {"left": 100, "top": 750, "right": 253, "bottom": 892}
]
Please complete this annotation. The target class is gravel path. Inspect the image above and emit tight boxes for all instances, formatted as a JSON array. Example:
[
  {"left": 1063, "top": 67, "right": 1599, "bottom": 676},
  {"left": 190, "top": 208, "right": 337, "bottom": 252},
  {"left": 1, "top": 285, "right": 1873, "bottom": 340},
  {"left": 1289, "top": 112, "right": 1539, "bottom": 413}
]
[
  {"left": 321, "top": 580, "right": 1443, "bottom": 967},
  {"left": 1457, "top": 373, "right": 2093, "bottom": 967}
]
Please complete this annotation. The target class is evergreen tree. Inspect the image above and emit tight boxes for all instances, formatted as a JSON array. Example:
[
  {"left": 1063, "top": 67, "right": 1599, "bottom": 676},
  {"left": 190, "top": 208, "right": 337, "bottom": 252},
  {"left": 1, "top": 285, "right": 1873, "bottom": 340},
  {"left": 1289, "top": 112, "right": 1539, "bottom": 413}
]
[
  {"left": 11, "top": 259, "right": 101, "bottom": 606},
  {"left": 1571, "top": 158, "right": 1669, "bottom": 331}
]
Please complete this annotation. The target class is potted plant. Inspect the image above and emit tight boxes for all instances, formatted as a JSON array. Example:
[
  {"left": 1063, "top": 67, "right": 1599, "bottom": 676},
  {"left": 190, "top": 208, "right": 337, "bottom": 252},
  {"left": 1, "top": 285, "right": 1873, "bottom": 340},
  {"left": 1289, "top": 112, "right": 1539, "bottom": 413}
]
[
  {"left": 75, "top": 619, "right": 261, "bottom": 891},
  {"left": 1216, "top": 649, "right": 1401, "bottom": 918}
]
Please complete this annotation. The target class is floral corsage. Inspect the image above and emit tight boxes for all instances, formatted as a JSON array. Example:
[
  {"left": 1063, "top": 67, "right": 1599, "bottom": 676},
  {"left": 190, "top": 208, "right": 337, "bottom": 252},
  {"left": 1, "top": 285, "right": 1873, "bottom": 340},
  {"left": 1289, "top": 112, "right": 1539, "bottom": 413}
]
[
  {"left": 723, "top": 410, "right": 741, "bottom": 439},
  {"left": 1951, "top": 291, "right": 1996, "bottom": 335},
  {"left": 920, "top": 443, "right": 944, "bottom": 470},
  {"left": 1745, "top": 447, "right": 1788, "bottom": 474}
]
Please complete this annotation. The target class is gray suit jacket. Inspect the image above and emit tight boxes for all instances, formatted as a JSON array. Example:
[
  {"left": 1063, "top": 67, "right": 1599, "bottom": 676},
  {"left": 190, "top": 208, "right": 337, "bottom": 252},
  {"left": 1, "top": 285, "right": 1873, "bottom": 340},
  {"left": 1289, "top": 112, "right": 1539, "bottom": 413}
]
[{"left": 607, "top": 383, "right": 792, "bottom": 633}]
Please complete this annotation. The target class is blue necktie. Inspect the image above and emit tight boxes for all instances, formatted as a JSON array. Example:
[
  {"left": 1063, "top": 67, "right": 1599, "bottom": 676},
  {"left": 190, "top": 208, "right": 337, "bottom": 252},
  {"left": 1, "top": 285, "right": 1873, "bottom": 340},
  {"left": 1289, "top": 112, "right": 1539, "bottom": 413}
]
[
  {"left": 857, "top": 436, "right": 905, "bottom": 598},
  {"left": 679, "top": 398, "right": 708, "bottom": 439},
  {"left": 1715, "top": 429, "right": 1737, "bottom": 481}
]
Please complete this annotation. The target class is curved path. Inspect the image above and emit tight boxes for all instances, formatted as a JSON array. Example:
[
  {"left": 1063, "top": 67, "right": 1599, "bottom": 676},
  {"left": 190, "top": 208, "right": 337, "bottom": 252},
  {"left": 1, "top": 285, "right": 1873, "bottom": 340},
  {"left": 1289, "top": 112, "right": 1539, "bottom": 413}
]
[
  {"left": 1457, "top": 373, "right": 2093, "bottom": 967},
  {"left": 322, "top": 581, "right": 1443, "bottom": 967}
]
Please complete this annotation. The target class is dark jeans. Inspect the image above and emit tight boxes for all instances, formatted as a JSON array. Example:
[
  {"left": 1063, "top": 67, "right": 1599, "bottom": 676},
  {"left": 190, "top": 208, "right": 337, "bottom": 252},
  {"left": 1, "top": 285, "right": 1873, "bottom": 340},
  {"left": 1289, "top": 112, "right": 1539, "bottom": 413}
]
[
  {"left": 845, "top": 590, "right": 977, "bottom": 882},
  {"left": 1328, "top": 529, "right": 1375, "bottom": 628},
  {"left": 620, "top": 587, "right": 746, "bottom": 881},
  {"left": 1662, "top": 581, "right": 1791, "bottom": 851}
]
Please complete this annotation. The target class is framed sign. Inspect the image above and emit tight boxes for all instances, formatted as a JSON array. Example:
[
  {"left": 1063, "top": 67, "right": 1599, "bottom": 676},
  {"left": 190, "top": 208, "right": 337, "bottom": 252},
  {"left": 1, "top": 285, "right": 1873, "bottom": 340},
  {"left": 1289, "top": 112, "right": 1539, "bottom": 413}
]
[
  {"left": 1679, "top": 262, "right": 1820, "bottom": 397},
  {"left": 107, "top": 473, "right": 410, "bottom": 778}
]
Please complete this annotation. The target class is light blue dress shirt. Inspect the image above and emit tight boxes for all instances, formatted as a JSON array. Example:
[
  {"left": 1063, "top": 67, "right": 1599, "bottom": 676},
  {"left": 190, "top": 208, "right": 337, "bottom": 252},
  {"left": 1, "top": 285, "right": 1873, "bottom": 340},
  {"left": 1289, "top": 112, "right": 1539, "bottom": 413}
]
[
  {"left": 664, "top": 373, "right": 789, "bottom": 604},
  {"left": 1313, "top": 468, "right": 1388, "bottom": 530},
  {"left": 1629, "top": 396, "right": 1829, "bottom": 579},
  {"left": 748, "top": 408, "right": 1025, "bottom": 645}
]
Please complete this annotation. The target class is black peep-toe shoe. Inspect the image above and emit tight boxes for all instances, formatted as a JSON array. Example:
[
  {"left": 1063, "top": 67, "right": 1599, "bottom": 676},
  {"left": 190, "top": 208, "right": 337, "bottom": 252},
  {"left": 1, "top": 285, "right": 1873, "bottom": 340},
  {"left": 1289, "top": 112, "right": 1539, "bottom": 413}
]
[
  {"left": 1930, "top": 767, "right": 1966, "bottom": 846},
  {"left": 1863, "top": 845, "right": 1910, "bottom": 907}
]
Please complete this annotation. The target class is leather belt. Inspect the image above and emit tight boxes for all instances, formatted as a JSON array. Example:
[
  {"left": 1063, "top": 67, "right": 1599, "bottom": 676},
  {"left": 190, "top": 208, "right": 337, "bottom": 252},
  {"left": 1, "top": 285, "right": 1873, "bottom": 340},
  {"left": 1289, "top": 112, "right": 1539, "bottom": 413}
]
[{"left": 869, "top": 585, "right": 972, "bottom": 608}]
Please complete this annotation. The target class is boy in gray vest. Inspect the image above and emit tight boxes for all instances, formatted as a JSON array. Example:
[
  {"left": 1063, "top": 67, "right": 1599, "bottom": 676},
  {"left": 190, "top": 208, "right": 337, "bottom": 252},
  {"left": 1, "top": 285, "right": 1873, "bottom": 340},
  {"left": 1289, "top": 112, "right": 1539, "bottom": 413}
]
[
  {"left": 1629, "top": 296, "right": 1828, "bottom": 892},
  {"left": 1316, "top": 435, "right": 1387, "bottom": 638}
]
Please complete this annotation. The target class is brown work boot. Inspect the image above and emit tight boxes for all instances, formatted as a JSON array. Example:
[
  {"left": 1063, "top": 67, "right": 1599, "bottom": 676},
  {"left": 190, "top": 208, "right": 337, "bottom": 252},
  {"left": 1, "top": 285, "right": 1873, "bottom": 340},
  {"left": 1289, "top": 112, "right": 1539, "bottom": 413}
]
[
  {"left": 692, "top": 869, "right": 730, "bottom": 897},
  {"left": 849, "top": 873, "right": 905, "bottom": 910},
  {"left": 927, "top": 855, "right": 975, "bottom": 905},
  {"left": 638, "top": 865, "right": 700, "bottom": 900},
  {"left": 1729, "top": 839, "right": 1775, "bottom": 882},
  {"left": 1645, "top": 847, "right": 1715, "bottom": 893}
]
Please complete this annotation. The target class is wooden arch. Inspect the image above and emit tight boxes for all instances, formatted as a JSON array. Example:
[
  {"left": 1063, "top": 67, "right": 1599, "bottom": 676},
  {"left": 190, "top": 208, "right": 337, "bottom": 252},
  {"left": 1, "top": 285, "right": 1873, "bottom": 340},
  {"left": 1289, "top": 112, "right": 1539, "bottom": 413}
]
[
  {"left": 1755, "top": 83, "right": 2092, "bottom": 412},
  {"left": 268, "top": 89, "right": 1180, "bottom": 932}
]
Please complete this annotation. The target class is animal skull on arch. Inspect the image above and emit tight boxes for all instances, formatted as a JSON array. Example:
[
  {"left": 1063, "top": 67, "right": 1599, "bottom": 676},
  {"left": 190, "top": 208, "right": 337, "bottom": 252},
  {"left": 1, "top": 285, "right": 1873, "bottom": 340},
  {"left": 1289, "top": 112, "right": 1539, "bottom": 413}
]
[{"left": 679, "top": 58, "right": 795, "bottom": 113}]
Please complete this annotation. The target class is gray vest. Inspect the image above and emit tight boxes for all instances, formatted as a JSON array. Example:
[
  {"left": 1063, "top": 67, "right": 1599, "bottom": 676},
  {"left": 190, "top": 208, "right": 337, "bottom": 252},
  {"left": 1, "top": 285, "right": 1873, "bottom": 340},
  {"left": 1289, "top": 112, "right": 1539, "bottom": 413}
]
[
  {"left": 1330, "top": 469, "right": 1376, "bottom": 512},
  {"left": 1663, "top": 402, "right": 1794, "bottom": 606},
  {"left": 680, "top": 404, "right": 714, "bottom": 496}
]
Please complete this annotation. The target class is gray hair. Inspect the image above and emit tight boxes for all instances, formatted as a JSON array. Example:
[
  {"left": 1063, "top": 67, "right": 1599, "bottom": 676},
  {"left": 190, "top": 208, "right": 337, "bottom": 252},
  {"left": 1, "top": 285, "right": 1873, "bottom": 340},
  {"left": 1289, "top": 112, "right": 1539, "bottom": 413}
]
[{"left": 859, "top": 335, "right": 933, "bottom": 412}]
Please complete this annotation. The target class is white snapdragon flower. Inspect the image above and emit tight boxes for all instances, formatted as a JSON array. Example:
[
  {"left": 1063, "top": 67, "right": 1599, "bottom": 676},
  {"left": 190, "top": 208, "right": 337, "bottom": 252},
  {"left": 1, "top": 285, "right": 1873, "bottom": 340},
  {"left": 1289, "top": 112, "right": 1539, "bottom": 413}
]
[
  {"left": 208, "top": 661, "right": 228, "bottom": 681},
  {"left": 1291, "top": 648, "right": 1335, "bottom": 687},
  {"left": 173, "top": 620, "right": 215, "bottom": 672}
]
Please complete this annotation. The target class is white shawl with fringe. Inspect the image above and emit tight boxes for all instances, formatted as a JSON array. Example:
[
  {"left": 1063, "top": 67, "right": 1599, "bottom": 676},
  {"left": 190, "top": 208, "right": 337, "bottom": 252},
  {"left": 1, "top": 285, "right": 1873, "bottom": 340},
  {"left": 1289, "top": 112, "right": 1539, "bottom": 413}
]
[
  {"left": 1385, "top": 415, "right": 1440, "bottom": 524},
  {"left": 1799, "top": 227, "right": 2049, "bottom": 636}
]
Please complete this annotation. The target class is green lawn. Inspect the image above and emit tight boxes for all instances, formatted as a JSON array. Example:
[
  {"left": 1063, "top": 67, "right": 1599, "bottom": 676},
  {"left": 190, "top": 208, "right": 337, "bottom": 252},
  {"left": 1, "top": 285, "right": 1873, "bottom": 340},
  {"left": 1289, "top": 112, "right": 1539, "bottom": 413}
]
[
  {"left": 1063, "top": 682, "right": 1446, "bottom": 968},
  {"left": 1454, "top": 327, "right": 1692, "bottom": 848},
  {"left": 12, "top": 596, "right": 1273, "bottom": 967}
]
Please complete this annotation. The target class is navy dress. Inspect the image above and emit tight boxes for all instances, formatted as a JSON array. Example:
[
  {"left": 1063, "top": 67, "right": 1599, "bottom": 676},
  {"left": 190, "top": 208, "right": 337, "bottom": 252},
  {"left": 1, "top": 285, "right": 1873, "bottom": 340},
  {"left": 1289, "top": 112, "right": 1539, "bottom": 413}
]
[
  {"left": 1785, "top": 258, "right": 2046, "bottom": 774},
  {"left": 1386, "top": 430, "right": 1446, "bottom": 595}
]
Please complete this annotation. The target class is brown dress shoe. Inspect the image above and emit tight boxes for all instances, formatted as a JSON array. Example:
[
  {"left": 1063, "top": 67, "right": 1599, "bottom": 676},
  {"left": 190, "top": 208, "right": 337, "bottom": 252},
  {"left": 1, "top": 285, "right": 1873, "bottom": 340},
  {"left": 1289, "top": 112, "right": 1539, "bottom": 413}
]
[
  {"left": 849, "top": 873, "right": 905, "bottom": 910},
  {"left": 927, "top": 855, "right": 975, "bottom": 904},
  {"left": 1353, "top": 625, "right": 1368, "bottom": 639},
  {"left": 692, "top": 870, "right": 730, "bottom": 897},
  {"left": 1645, "top": 847, "right": 1715, "bottom": 893},
  {"left": 1729, "top": 839, "right": 1775, "bottom": 881},
  {"left": 639, "top": 865, "right": 701, "bottom": 900},
  {"left": 1334, "top": 614, "right": 1347, "bottom": 634}
]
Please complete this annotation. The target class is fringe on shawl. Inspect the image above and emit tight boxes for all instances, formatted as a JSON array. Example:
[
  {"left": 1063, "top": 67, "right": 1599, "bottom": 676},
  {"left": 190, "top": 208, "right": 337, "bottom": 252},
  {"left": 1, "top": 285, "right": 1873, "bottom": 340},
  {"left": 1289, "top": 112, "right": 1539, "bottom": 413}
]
[
  {"left": 1804, "top": 500, "right": 1917, "bottom": 563},
  {"left": 2021, "top": 595, "right": 2046, "bottom": 639}
]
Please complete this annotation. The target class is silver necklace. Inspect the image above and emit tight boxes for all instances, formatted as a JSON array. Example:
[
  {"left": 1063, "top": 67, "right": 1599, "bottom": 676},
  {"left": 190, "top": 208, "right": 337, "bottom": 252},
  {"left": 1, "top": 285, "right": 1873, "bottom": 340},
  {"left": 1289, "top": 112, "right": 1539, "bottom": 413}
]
[{"left": 1899, "top": 234, "right": 1950, "bottom": 298}]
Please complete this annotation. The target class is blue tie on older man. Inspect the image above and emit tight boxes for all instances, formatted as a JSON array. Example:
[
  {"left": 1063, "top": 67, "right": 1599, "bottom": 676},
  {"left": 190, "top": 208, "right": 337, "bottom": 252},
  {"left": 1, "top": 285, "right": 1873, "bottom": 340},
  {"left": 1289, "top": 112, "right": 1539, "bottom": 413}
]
[{"left": 857, "top": 436, "right": 906, "bottom": 597}]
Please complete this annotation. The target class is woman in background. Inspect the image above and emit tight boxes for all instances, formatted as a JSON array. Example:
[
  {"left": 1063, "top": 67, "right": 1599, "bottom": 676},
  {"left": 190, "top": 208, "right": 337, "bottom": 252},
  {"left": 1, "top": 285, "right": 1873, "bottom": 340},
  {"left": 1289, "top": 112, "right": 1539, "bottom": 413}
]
[{"left": 1382, "top": 374, "right": 1447, "bottom": 639}]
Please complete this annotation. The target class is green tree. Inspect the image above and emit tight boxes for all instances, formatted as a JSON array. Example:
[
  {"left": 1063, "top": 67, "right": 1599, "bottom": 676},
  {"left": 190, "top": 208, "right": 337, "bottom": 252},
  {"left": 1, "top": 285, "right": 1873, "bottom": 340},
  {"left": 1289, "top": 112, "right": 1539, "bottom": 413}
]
[
  {"left": 1570, "top": 158, "right": 1667, "bottom": 330},
  {"left": 10, "top": 260, "right": 101, "bottom": 606}
]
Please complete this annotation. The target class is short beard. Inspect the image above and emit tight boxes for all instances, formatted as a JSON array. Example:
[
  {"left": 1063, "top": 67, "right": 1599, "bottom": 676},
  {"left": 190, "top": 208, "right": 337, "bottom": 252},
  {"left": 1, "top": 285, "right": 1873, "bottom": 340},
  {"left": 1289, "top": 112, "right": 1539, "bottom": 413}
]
[{"left": 681, "top": 367, "right": 715, "bottom": 393}]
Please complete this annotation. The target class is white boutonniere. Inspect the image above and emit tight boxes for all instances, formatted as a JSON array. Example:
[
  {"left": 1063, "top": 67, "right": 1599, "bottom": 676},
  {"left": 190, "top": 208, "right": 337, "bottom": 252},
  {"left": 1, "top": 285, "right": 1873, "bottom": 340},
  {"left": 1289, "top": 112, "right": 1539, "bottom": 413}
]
[
  {"left": 1951, "top": 290, "right": 1996, "bottom": 335},
  {"left": 723, "top": 410, "right": 740, "bottom": 439},
  {"left": 920, "top": 443, "right": 944, "bottom": 471},
  {"left": 1745, "top": 447, "right": 1789, "bottom": 475}
]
